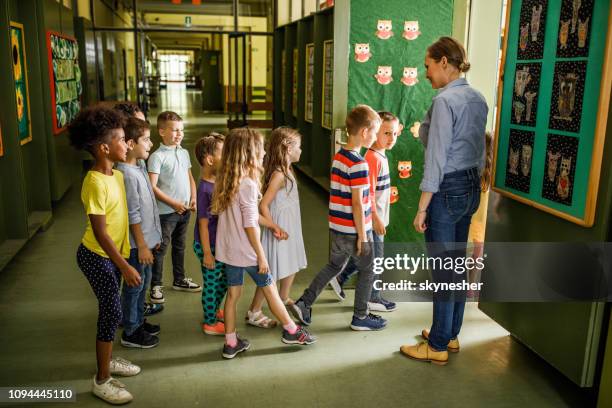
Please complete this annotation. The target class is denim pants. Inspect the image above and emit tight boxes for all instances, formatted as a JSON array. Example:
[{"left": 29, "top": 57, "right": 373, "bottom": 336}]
[
  {"left": 152, "top": 211, "right": 190, "bottom": 287},
  {"left": 338, "top": 233, "right": 384, "bottom": 301},
  {"left": 425, "top": 168, "right": 481, "bottom": 351},
  {"left": 122, "top": 248, "right": 152, "bottom": 336},
  {"left": 302, "top": 230, "right": 374, "bottom": 318}
]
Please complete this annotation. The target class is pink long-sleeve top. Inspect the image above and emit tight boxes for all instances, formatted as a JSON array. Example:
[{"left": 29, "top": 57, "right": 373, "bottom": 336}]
[{"left": 215, "top": 177, "right": 260, "bottom": 267}]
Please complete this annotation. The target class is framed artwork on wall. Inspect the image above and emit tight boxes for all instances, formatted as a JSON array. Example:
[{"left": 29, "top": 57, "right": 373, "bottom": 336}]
[
  {"left": 47, "top": 31, "right": 83, "bottom": 135},
  {"left": 281, "top": 49, "right": 286, "bottom": 113},
  {"left": 292, "top": 48, "right": 298, "bottom": 117},
  {"left": 0, "top": 124, "right": 4, "bottom": 157},
  {"left": 10, "top": 22, "right": 32, "bottom": 146},
  {"left": 322, "top": 40, "right": 334, "bottom": 129},
  {"left": 305, "top": 43, "right": 314, "bottom": 123},
  {"left": 492, "top": 0, "right": 612, "bottom": 227}
]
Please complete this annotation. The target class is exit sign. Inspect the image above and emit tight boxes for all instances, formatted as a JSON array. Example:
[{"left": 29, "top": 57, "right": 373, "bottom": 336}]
[{"left": 185, "top": 16, "right": 192, "bottom": 27}]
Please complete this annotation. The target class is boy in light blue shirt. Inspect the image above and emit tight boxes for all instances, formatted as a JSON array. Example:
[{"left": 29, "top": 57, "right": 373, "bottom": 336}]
[{"left": 148, "top": 111, "right": 200, "bottom": 304}]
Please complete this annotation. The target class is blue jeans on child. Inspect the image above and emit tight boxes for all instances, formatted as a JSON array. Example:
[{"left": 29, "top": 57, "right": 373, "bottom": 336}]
[
  {"left": 425, "top": 167, "right": 480, "bottom": 352},
  {"left": 122, "top": 248, "right": 152, "bottom": 336},
  {"left": 337, "top": 232, "right": 384, "bottom": 301}
]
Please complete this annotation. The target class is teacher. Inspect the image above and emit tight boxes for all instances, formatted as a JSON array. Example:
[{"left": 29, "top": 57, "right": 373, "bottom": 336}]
[{"left": 400, "top": 37, "right": 488, "bottom": 365}]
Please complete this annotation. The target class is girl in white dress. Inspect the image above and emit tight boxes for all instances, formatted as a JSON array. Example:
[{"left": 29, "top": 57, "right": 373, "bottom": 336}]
[{"left": 245, "top": 127, "right": 307, "bottom": 328}]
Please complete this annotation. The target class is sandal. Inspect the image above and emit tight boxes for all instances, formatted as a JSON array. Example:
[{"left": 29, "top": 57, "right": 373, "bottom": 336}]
[{"left": 245, "top": 310, "right": 278, "bottom": 329}]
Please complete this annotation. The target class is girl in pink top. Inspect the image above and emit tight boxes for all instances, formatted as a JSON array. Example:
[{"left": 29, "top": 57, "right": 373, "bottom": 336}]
[{"left": 212, "top": 128, "right": 316, "bottom": 359}]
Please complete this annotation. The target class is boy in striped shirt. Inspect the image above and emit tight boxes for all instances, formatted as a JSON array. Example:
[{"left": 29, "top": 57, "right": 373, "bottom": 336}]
[
  {"left": 290, "top": 105, "right": 388, "bottom": 331},
  {"left": 331, "top": 112, "right": 402, "bottom": 312}
]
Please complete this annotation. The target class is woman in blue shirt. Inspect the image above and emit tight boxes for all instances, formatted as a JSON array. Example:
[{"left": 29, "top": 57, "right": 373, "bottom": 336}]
[{"left": 401, "top": 37, "right": 488, "bottom": 365}]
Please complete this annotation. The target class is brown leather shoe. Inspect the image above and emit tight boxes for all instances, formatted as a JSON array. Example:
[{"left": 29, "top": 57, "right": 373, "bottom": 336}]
[
  {"left": 400, "top": 342, "right": 448, "bottom": 365},
  {"left": 421, "top": 329, "right": 460, "bottom": 352}
]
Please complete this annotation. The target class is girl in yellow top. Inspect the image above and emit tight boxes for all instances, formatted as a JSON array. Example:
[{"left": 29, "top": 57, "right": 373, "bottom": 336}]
[{"left": 69, "top": 106, "right": 141, "bottom": 405}]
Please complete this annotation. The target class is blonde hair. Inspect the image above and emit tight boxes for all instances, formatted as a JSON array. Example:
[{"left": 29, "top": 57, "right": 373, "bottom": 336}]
[
  {"left": 346, "top": 104, "right": 380, "bottom": 136},
  {"left": 481, "top": 131, "right": 494, "bottom": 191},
  {"left": 211, "top": 128, "right": 264, "bottom": 214},
  {"left": 427, "top": 36, "right": 471, "bottom": 73},
  {"left": 263, "top": 127, "right": 301, "bottom": 193}
]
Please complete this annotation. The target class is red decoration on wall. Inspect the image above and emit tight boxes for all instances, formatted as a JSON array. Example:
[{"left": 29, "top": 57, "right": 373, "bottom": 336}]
[
  {"left": 192, "top": 0, "right": 201, "bottom": 4},
  {"left": 171, "top": 0, "right": 181, "bottom": 4}
]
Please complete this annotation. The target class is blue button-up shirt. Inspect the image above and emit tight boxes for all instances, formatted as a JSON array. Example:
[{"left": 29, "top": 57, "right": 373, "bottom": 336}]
[{"left": 419, "top": 78, "right": 488, "bottom": 193}]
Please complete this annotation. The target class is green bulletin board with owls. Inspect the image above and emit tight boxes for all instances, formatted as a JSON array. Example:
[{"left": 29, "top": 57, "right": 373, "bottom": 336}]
[
  {"left": 348, "top": 0, "right": 454, "bottom": 243},
  {"left": 492, "top": 0, "right": 611, "bottom": 226}
]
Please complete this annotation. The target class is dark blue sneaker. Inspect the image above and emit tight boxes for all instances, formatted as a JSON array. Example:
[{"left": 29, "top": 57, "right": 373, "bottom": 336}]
[
  {"left": 222, "top": 336, "right": 250, "bottom": 359},
  {"left": 288, "top": 299, "right": 312, "bottom": 326},
  {"left": 368, "top": 298, "right": 397, "bottom": 312},
  {"left": 350, "top": 313, "right": 387, "bottom": 331},
  {"left": 142, "top": 319, "right": 160, "bottom": 336},
  {"left": 144, "top": 303, "right": 164, "bottom": 316}
]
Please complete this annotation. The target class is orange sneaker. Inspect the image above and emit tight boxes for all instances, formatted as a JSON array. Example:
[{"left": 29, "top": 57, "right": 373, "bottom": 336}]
[
  {"left": 203, "top": 321, "right": 225, "bottom": 336},
  {"left": 216, "top": 309, "right": 224, "bottom": 322}
]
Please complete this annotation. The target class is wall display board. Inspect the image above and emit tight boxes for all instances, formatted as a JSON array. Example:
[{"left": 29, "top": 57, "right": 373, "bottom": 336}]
[
  {"left": 47, "top": 31, "right": 83, "bottom": 134},
  {"left": 305, "top": 43, "right": 315, "bottom": 123},
  {"left": 322, "top": 40, "right": 334, "bottom": 129},
  {"left": 493, "top": 0, "right": 611, "bottom": 226},
  {"left": 292, "top": 48, "right": 298, "bottom": 117},
  {"left": 0, "top": 124, "right": 3, "bottom": 157},
  {"left": 281, "top": 49, "right": 286, "bottom": 112},
  {"left": 10, "top": 22, "right": 32, "bottom": 145},
  {"left": 347, "top": 0, "right": 453, "bottom": 243}
]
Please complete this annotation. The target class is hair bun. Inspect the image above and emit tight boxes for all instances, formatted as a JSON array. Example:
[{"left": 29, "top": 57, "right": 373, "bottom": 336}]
[{"left": 460, "top": 61, "right": 471, "bottom": 73}]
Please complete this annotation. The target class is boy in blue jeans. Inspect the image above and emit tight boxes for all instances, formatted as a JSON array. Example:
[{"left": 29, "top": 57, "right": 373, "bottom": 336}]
[
  {"left": 117, "top": 118, "right": 162, "bottom": 348},
  {"left": 290, "top": 105, "right": 387, "bottom": 331},
  {"left": 148, "top": 111, "right": 201, "bottom": 304},
  {"left": 330, "top": 111, "right": 402, "bottom": 312}
]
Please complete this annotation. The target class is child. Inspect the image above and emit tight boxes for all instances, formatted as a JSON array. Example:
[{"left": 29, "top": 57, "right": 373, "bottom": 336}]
[
  {"left": 290, "top": 105, "right": 387, "bottom": 331},
  {"left": 113, "top": 102, "right": 163, "bottom": 317},
  {"left": 69, "top": 106, "right": 141, "bottom": 405},
  {"left": 330, "top": 111, "right": 402, "bottom": 312},
  {"left": 116, "top": 118, "right": 162, "bottom": 349},
  {"left": 245, "top": 127, "right": 307, "bottom": 328},
  {"left": 212, "top": 128, "right": 316, "bottom": 359},
  {"left": 193, "top": 132, "right": 227, "bottom": 335},
  {"left": 148, "top": 111, "right": 201, "bottom": 304}
]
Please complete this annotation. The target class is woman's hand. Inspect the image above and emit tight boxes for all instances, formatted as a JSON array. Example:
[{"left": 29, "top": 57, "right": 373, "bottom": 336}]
[
  {"left": 121, "top": 265, "right": 142, "bottom": 287},
  {"left": 413, "top": 211, "right": 427, "bottom": 233}
]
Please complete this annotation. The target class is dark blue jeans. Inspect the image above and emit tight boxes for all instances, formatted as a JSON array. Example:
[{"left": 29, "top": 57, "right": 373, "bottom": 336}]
[
  {"left": 122, "top": 248, "right": 152, "bottom": 336},
  {"left": 425, "top": 168, "right": 480, "bottom": 351},
  {"left": 338, "top": 232, "right": 384, "bottom": 301},
  {"left": 152, "top": 211, "right": 190, "bottom": 287}
]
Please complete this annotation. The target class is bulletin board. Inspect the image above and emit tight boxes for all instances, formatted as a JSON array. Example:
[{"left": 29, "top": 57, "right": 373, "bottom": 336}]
[
  {"left": 47, "top": 31, "right": 83, "bottom": 134},
  {"left": 492, "top": 0, "right": 612, "bottom": 227},
  {"left": 347, "top": 0, "right": 454, "bottom": 243},
  {"left": 10, "top": 22, "right": 32, "bottom": 146},
  {"left": 322, "top": 40, "right": 334, "bottom": 129},
  {"left": 0, "top": 124, "right": 3, "bottom": 157},
  {"left": 305, "top": 43, "right": 315, "bottom": 123}
]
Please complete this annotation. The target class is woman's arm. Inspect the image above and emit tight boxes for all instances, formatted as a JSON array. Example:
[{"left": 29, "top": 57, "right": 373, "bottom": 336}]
[{"left": 413, "top": 191, "right": 433, "bottom": 233}]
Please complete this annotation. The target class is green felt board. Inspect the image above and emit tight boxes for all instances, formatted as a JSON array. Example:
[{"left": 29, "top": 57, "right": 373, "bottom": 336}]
[
  {"left": 494, "top": 0, "right": 610, "bottom": 221},
  {"left": 348, "top": 0, "right": 454, "bottom": 243}
]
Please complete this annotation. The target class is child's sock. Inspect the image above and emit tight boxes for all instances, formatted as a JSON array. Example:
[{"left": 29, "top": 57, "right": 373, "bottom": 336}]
[
  {"left": 225, "top": 332, "right": 237, "bottom": 347},
  {"left": 283, "top": 321, "right": 298, "bottom": 334}
]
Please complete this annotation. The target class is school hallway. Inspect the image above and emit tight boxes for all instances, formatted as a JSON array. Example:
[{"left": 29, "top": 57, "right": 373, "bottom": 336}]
[{"left": 0, "top": 84, "right": 594, "bottom": 408}]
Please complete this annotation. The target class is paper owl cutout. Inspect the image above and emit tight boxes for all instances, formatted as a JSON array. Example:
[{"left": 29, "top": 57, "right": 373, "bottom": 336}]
[
  {"left": 410, "top": 122, "right": 421, "bottom": 138},
  {"left": 402, "top": 21, "right": 421, "bottom": 40},
  {"left": 398, "top": 161, "right": 412, "bottom": 179},
  {"left": 376, "top": 20, "right": 393, "bottom": 39},
  {"left": 401, "top": 67, "right": 418, "bottom": 86},
  {"left": 375, "top": 66, "right": 393, "bottom": 85},
  {"left": 354, "top": 43, "right": 372, "bottom": 63},
  {"left": 390, "top": 186, "right": 399, "bottom": 204}
]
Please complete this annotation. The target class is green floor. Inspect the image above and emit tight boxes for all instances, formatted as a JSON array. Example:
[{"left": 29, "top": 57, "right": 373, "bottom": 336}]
[{"left": 0, "top": 85, "right": 593, "bottom": 407}]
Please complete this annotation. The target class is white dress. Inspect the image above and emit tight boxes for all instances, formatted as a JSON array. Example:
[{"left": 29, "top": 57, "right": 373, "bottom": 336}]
[{"left": 261, "top": 176, "right": 307, "bottom": 281}]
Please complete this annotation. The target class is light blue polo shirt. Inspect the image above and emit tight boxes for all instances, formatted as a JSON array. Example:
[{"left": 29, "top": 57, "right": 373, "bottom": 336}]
[{"left": 147, "top": 143, "right": 192, "bottom": 215}]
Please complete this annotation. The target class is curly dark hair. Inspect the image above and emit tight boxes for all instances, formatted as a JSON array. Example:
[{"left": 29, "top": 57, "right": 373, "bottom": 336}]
[
  {"left": 113, "top": 102, "right": 143, "bottom": 118},
  {"left": 68, "top": 106, "right": 126, "bottom": 154}
]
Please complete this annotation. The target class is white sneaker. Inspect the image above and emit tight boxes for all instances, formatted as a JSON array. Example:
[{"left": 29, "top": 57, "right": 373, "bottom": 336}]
[
  {"left": 328, "top": 277, "right": 345, "bottom": 301},
  {"left": 150, "top": 285, "right": 165, "bottom": 304},
  {"left": 109, "top": 357, "right": 141, "bottom": 377},
  {"left": 92, "top": 376, "right": 133, "bottom": 405}
]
